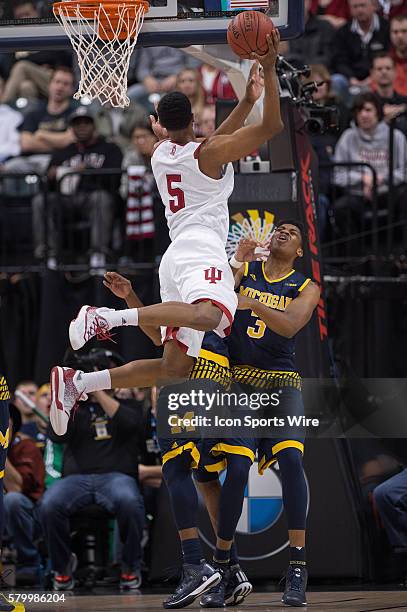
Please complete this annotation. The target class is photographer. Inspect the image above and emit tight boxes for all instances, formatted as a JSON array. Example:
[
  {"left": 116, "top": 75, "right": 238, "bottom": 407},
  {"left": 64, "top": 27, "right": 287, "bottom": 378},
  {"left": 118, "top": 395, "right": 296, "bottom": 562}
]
[{"left": 40, "top": 350, "right": 146, "bottom": 591}]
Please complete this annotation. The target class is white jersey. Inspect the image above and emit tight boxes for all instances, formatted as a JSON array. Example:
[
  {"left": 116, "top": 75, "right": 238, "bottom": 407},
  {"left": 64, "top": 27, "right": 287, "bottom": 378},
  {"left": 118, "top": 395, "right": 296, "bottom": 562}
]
[{"left": 151, "top": 139, "right": 234, "bottom": 244}]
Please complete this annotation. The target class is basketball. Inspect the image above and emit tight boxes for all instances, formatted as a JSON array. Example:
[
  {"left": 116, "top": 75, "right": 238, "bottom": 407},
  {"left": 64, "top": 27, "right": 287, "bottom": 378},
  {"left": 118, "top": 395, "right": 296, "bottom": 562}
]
[{"left": 227, "top": 10, "right": 275, "bottom": 60}]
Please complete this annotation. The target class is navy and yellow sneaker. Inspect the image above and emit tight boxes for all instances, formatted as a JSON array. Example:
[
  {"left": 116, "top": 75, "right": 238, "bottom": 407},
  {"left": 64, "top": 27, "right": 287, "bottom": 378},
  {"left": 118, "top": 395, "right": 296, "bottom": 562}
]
[
  {"left": 0, "top": 593, "right": 25, "bottom": 611},
  {"left": 225, "top": 564, "right": 252, "bottom": 606},
  {"left": 282, "top": 565, "right": 308, "bottom": 607},
  {"left": 163, "top": 560, "right": 221, "bottom": 609},
  {"left": 200, "top": 565, "right": 230, "bottom": 608}
]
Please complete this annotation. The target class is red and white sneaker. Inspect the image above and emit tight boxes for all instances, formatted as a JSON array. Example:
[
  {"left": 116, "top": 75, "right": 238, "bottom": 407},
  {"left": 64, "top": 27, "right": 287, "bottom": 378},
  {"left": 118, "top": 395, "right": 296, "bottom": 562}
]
[
  {"left": 69, "top": 305, "right": 114, "bottom": 351},
  {"left": 50, "top": 367, "right": 87, "bottom": 435}
]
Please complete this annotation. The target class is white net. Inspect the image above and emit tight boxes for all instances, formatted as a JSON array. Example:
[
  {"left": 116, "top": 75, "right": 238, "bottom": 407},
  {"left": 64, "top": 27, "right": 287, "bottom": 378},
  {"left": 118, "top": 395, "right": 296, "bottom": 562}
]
[{"left": 54, "top": 1, "right": 148, "bottom": 108}]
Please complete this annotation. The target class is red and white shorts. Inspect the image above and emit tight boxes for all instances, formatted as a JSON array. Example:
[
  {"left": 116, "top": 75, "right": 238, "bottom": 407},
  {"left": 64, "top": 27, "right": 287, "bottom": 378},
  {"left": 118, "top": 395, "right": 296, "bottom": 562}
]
[{"left": 159, "top": 228, "right": 237, "bottom": 358}]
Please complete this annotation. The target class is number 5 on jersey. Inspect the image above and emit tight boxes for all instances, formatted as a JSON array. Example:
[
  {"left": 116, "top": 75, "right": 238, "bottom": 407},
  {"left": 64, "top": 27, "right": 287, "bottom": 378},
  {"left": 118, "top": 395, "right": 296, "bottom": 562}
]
[{"left": 167, "top": 174, "right": 185, "bottom": 213}]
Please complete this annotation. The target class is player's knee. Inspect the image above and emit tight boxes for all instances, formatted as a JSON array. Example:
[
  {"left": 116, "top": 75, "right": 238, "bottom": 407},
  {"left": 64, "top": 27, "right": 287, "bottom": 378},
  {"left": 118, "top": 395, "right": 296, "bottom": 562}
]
[
  {"left": 276, "top": 447, "right": 303, "bottom": 471},
  {"left": 191, "top": 302, "right": 222, "bottom": 331},
  {"left": 226, "top": 455, "right": 252, "bottom": 484},
  {"left": 162, "top": 357, "right": 192, "bottom": 380},
  {"left": 163, "top": 455, "right": 191, "bottom": 487}
]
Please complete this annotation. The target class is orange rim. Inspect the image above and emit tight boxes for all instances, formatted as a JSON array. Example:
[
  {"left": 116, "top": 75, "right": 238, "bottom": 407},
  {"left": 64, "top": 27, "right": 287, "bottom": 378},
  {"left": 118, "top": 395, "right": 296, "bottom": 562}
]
[
  {"left": 53, "top": 0, "right": 149, "bottom": 41},
  {"left": 53, "top": 0, "right": 149, "bottom": 18}
]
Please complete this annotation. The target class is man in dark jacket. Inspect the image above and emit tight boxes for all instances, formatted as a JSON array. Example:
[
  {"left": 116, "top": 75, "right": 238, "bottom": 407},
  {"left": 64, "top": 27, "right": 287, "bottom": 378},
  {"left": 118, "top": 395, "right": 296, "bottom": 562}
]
[
  {"left": 31, "top": 106, "right": 123, "bottom": 271},
  {"left": 287, "top": 0, "right": 335, "bottom": 67},
  {"left": 332, "top": 0, "right": 390, "bottom": 86},
  {"left": 40, "top": 380, "right": 145, "bottom": 591}
]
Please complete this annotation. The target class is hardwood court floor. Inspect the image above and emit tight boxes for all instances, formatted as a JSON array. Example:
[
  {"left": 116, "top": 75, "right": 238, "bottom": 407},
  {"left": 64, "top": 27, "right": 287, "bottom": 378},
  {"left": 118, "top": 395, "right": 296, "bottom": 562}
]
[{"left": 17, "top": 591, "right": 407, "bottom": 612}]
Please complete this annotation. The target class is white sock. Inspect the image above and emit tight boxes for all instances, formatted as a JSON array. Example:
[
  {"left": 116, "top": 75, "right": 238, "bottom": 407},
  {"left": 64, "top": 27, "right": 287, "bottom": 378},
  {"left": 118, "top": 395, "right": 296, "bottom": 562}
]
[
  {"left": 80, "top": 369, "right": 111, "bottom": 394},
  {"left": 102, "top": 308, "right": 139, "bottom": 329}
]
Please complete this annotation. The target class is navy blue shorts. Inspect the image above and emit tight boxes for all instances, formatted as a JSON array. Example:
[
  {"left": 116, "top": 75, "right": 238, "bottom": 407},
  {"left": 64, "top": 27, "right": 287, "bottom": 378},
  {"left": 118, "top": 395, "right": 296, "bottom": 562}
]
[
  {"left": 158, "top": 436, "right": 201, "bottom": 469},
  {"left": 194, "top": 437, "right": 256, "bottom": 481}
]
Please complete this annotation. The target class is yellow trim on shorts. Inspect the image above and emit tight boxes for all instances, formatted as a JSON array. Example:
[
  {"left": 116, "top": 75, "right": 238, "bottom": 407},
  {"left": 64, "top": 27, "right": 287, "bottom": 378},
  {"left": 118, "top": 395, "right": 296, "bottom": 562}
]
[
  {"left": 258, "top": 440, "right": 304, "bottom": 475},
  {"left": 232, "top": 366, "right": 301, "bottom": 390},
  {"left": 162, "top": 442, "right": 200, "bottom": 469},
  {"left": 198, "top": 349, "right": 229, "bottom": 368},
  {"left": 204, "top": 459, "right": 227, "bottom": 473},
  {"left": 272, "top": 440, "right": 304, "bottom": 455},
  {"left": 211, "top": 442, "right": 255, "bottom": 463},
  {"left": 234, "top": 367, "right": 301, "bottom": 377},
  {"left": 298, "top": 278, "right": 311, "bottom": 292},
  {"left": 0, "top": 471, "right": 4, "bottom": 479}
]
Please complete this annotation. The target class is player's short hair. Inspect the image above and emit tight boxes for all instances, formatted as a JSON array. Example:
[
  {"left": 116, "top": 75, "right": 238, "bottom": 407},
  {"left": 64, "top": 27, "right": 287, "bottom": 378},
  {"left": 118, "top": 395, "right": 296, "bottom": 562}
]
[
  {"left": 276, "top": 219, "right": 305, "bottom": 245},
  {"left": 157, "top": 92, "right": 193, "bottom": 131}
]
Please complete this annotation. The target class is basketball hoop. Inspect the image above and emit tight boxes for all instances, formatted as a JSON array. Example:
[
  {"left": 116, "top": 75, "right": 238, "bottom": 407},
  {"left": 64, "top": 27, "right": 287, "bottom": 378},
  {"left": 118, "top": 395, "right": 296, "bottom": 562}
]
[{"left": 53, "top": 0, "right": 149, "bottom": 107}]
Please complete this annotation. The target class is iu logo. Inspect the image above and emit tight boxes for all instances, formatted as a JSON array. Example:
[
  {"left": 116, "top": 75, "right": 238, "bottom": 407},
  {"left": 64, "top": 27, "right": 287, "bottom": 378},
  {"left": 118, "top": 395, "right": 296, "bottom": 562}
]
[{"left": 204, "top": 267, "right": 222, "bottom": 284}]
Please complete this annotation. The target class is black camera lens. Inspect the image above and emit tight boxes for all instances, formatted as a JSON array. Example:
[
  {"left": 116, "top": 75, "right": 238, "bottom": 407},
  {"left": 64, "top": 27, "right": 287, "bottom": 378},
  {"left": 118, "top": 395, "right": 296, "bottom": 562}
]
[{"left": 305, "top": 117, "right": 324, "bottom": 134}]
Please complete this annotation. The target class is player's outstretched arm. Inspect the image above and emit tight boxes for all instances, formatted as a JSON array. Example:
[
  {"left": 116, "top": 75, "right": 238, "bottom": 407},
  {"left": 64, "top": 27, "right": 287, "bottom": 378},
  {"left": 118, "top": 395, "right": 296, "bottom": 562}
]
[
  {"left": 103, "top": 272, "right": 162, "bottom": 346},
  {"left": 213, "top": 62, "right": 264, "bottom": 136},
  {"left": 199, "top": 31, "right": 283, "bottom": 173},
  {"left": 238, "top": 282, "right": 320, "bottom": 338}
]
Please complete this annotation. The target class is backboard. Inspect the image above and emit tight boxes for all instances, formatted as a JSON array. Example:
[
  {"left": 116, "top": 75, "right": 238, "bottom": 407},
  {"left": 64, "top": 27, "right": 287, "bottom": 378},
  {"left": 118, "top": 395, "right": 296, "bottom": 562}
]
[{"left": 0, "top": 0, "right": 303, "bottom": 50}]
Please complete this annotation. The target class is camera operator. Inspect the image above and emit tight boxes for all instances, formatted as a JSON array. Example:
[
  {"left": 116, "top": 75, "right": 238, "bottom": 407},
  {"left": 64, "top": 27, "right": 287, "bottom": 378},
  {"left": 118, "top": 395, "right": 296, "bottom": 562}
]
[
  {"left": 277, "top": 57, "right": 340, "bottom": 238},
  {"left": 40, "top": 349, "right": 146, "bottom": 591}
]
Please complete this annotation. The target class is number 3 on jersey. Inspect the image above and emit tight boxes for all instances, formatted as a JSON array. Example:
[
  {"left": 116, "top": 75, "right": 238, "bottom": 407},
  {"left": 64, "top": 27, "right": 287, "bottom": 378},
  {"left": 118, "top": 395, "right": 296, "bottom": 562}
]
[
  {"left": 167, "top": 174, "right": 185, "bottom": 213},
  {"left": 247, "top": 311, "right": 266, "bottom": 339}
]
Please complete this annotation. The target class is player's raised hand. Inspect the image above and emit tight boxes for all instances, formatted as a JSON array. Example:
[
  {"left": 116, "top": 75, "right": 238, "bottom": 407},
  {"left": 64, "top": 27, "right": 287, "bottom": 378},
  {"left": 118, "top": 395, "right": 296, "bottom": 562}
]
[
  {"left": 251, "top": 30, "right": 280, "bottom": 69},
  {"left": 245, "top": 61, "right": 264, "bottom": 104},
  {"left": 150, "top": 113, "right": 168, "bottom": 141},
  {"left": 236, "top": 238, "right": 270, "bottom": 262},
  {"left": 103, "top": 272, "right": 133, "bottom": 300}
]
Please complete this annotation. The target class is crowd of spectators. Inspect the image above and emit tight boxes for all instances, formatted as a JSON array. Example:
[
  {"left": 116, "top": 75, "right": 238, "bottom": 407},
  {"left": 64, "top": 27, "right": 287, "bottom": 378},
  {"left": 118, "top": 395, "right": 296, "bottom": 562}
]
[
  {"left": 0, "top": 0, "right": 406, "bottom": 266},
  {"left": 3, "top": 350, "right": 162, "bottom": 590},
  {"left": 283, "top": 0, "right": 407, "bottom": 244},
  {"left": 0, "top": 0, "right": 240, "bottom": 271}
]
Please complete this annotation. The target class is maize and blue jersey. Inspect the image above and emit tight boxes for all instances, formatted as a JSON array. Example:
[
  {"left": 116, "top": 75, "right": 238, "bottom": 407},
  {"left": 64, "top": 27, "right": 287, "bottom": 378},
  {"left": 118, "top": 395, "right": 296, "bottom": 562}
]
[{"left": 228, "top": 261, "right": 311, "bottom": 390}]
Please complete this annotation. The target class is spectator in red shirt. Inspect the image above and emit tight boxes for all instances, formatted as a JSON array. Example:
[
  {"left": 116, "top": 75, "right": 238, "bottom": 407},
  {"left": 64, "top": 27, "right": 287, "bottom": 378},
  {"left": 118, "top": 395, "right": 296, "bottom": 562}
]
[
  {"left": 311, "top": 0, "right": 350, "bottom": 27},
  {"left": 4, "top": 403, "right": 45, "bottom": 586},
  {"left": 390, "top": 14, "right": 407, "bottom": 95},
  {"left": 199, "top": 64, "right": 236, "bottom": 104}
]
